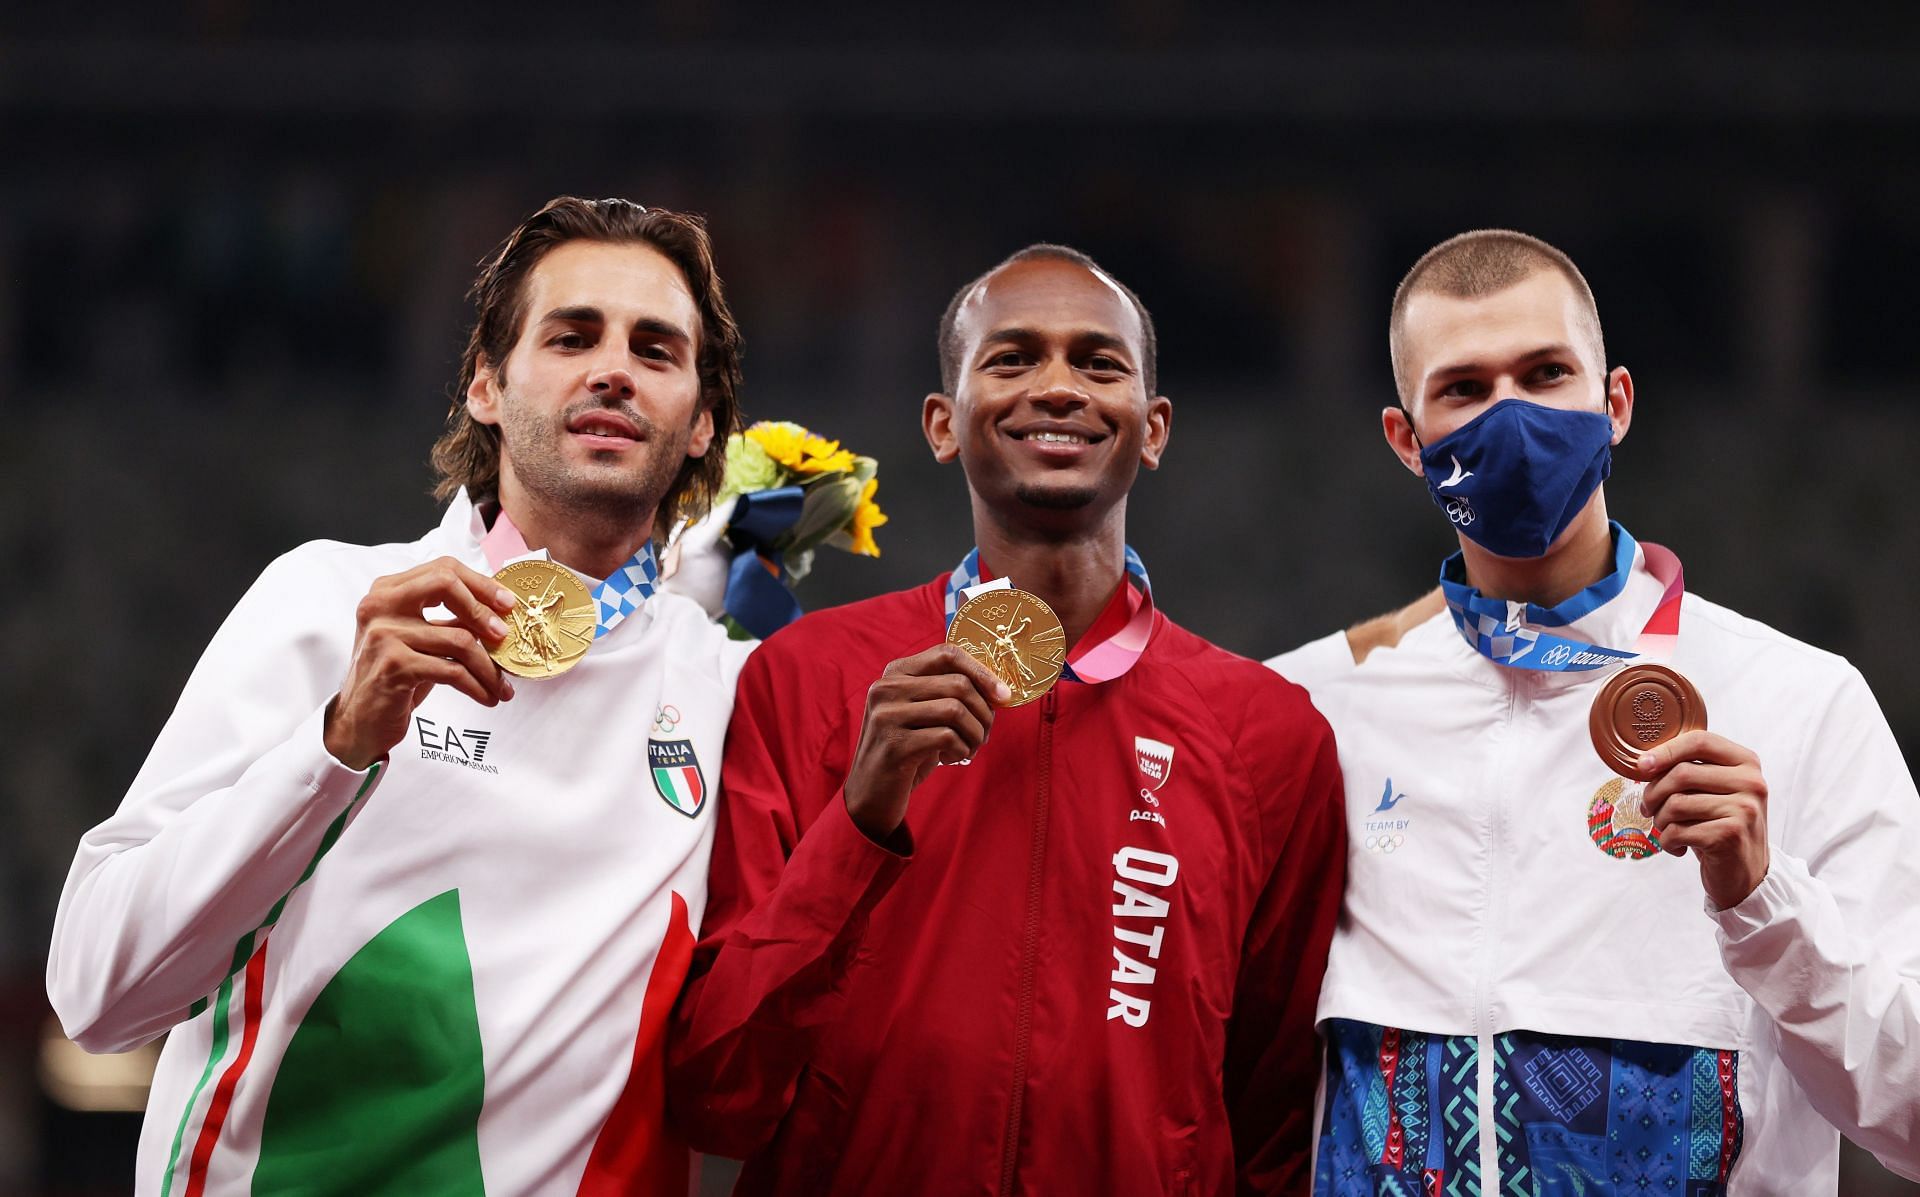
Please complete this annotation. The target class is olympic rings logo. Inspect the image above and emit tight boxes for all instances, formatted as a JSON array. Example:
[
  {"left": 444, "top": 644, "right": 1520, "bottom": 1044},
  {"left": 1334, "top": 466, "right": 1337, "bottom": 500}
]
[{"left": 652, "top": 704, "right": 682, "bottom": 735}]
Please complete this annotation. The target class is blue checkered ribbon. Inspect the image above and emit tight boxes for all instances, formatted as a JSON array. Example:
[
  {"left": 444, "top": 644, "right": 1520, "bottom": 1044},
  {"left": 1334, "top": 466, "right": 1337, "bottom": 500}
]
[
  {"left": 592, "top": 542, "right": 660, "bottom": 638},
  {"left": 1436, "top": 522, "right": 1639, "bottom": 671},
  {"left": 940, "top": 550, "right": 985, "bottom": 626},
  {"left": 942, "top": 545, "right": 1151, "bottom": 626}
]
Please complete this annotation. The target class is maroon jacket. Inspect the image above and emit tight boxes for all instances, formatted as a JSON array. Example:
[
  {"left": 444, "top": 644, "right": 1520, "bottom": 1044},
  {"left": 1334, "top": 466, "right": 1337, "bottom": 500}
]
[{"left": 668, "top": 577, "right": 1345, "bottom": 1196}]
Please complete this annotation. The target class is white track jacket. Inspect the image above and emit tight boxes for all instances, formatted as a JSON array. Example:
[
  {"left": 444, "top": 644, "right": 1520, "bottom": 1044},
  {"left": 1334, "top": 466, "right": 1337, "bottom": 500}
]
[
  {"left": 48, "top": 491, "right": 751, "bottom": 1196},
  {"left": 1268, "top": 540, "right": 1920, "bottom": 1196}
]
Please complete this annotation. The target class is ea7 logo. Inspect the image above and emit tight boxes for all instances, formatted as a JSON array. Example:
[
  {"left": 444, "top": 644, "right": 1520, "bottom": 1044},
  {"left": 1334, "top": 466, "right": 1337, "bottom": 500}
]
[
  {"left": 414, "top": 716, "right": 499, "bottom": 774},
  {"left": 1135, "top": 737, "right": 1176, "bottom": 792}
]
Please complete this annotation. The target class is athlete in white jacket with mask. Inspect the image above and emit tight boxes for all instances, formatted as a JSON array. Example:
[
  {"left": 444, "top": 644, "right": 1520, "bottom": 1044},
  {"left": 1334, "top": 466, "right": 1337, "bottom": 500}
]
[{"left": 1269, "top": 229, "right": 1920, "bottom": 1196}]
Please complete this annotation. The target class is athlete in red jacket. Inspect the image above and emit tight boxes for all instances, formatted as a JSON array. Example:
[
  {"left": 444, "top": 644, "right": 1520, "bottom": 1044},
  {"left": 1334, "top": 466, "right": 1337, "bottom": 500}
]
[{"left": 669, "top": 245, "right": 1345, "bottom": 1196}]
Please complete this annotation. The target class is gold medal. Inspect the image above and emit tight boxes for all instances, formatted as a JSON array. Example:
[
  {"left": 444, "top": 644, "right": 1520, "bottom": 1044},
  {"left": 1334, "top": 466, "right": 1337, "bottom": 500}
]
[
  {"left": 489, "top": 560, "right": 597, "bottom": 679},
  {"left": 946, "top": 588, "right": 1067, "bottom": 707}
]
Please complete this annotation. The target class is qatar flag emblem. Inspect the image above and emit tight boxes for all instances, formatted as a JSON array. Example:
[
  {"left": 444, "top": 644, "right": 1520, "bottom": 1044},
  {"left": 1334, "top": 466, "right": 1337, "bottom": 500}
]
[{"left": 1135, "top": 737, "right": 1176, "bottom": 792}]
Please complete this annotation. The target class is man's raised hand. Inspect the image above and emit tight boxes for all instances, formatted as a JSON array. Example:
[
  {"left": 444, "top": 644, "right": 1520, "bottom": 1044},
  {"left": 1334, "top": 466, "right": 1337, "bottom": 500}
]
[
  {"left": 843, "top": 645, "right": 1012, "bottom": 842},
  {"left": 323, "top": 557, "right": 520, "bottom": 771},
  {"left": 1637, "top": 730, "right": 1771, "bottom": 910}
]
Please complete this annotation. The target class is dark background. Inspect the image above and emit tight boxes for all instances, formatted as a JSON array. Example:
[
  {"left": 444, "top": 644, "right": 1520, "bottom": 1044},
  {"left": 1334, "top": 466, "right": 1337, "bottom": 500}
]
[{"left": 4, "top": 3, "right": 1917, "bottom": 1192}]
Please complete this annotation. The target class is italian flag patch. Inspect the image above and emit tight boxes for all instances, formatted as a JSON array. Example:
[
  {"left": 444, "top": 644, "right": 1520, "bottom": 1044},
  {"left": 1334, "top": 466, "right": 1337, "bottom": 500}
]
[{"left": 647, "top": 739, "right": 706, "bottom": 818}]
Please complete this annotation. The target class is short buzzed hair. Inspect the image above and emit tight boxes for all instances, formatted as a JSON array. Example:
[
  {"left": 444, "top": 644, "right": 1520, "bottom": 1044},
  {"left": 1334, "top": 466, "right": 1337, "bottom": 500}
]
[
  {"left": 1388, "top": 229, "right": 1604, "bottom": 400},
  {"left": 937, "top": 243, "right": 1158, "bottom": 396}
]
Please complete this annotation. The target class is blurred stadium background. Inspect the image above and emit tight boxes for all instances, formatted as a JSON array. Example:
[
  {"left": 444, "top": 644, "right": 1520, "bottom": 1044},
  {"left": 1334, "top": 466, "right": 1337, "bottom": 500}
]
[{"left": 4, "top": 3, "right": 1917, "bottom": 1192}]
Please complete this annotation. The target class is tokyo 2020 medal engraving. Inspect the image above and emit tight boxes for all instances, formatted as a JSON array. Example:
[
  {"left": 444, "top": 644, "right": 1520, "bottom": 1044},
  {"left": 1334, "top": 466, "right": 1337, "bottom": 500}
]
[
  {"left": 946, "top": 588, "right": 1068, "bottom": 707},
  {"left": 490, "top": 560, "right": 597, "bottom": 680}
]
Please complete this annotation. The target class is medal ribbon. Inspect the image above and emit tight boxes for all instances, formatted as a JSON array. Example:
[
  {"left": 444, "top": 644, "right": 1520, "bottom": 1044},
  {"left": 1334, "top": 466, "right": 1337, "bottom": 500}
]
[
  {"left": 1438, "top": 522, "right": 1683, "bottom": 671},
  {"left": 482, "top": 508, "right": 659, "bottom": 639},
  {"left": 943, "top": 546, "right": 1155, "bottom": 684}
]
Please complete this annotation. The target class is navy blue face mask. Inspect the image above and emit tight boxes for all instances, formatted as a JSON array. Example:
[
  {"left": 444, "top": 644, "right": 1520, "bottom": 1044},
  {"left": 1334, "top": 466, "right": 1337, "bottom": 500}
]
[{"left": 1415, "top": 398, "right": 1614, "bottom": 559}]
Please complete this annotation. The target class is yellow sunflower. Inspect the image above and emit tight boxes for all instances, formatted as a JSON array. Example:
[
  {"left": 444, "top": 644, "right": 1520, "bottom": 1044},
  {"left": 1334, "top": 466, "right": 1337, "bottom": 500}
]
[
  {"left": 847, "top": 477, "right": 888, "bottom": 557},
  {"left": 743, "top": 421, "right": 810, "bottom": 470},
  {"left": 797, "top": 445, "right": 857, "bottom": 475}
]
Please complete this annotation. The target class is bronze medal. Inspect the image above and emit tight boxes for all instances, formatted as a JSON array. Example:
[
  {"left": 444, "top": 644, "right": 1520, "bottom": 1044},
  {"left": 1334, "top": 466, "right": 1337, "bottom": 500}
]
[
  {"left": 1588, "top": 663, "right": 1707, "bottom": 777},
  {"left": 489, "top": 560, "right": 597, "bottom": 679},
  {"left": 945, "top": 588, "right": 1067, "bottom": 707}
]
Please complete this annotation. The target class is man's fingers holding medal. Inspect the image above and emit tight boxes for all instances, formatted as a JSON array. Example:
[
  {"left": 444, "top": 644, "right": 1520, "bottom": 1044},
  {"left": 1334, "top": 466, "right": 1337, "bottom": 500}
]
[
  {"left": 890, "top": 644, "right": 1013, "bottom": 705},
  {"left": 844, "top": 646, "right": 1012, "bottom": 843},
  {"left": 324, "top": 557, "right": 520, "bottom": 771},
  {"left": 400, "top": 620, "right": 515, "bottom": 701},
  {"left": 1636, "top": 730, "right": 1764, "bottom": 819},
  {"left": 1635, "top": 730, "right": 1771, "bottom": 910},
  {"left": 870, "top": 646, "right": 1007, "bottom": 766},
  {"left": 362, "top": 558, "right": 519, "bottom": 640}
]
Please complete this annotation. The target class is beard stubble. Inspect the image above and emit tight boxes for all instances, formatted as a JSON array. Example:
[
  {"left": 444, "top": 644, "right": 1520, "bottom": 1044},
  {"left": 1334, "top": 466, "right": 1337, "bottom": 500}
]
[{"left": 499, "top": 390, "right": 691, "bottom": 532}]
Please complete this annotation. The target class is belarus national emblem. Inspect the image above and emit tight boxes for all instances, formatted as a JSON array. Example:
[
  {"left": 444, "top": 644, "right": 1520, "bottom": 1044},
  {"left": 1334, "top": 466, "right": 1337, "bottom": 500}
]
[
  {"left": 649, "top": 738, "right": 706, "bottom": 818},
  {"left": 1135, "top": 737, "right": 1176, "bottom": 792},
  {"left": 1587, "top": 776, "right": 1660, "bottom": 860}
]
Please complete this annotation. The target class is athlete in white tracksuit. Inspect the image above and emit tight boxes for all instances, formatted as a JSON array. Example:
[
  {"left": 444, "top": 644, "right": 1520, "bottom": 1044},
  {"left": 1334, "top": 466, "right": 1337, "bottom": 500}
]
[
  {"left": 1268, "top": 230, "right": 1920, "bottom": 1195},
  {"left": 48, "top": 198, "right": 754, "bottom": 1195},
  {"left": 50, "top": 493, "right": 748, "bottom": 1195}
]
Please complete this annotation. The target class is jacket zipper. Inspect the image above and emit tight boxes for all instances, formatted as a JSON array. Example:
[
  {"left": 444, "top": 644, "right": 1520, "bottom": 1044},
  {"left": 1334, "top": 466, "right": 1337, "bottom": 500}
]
[
  {"left": 998, "top": 689, "right": 1057, "bottom": 1197},
  {"left": 1475, "top": 676, "right": 1522, "bottom": 1192}
]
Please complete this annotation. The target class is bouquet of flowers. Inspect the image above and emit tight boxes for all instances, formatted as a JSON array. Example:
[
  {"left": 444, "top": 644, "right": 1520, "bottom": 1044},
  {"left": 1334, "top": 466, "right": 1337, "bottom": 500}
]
[
  {"left": 719, "top": 421, "right": 886, "bottom": 569},
  {"left": 665, "top": 421, "right": 886, "bottom": 638}
]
